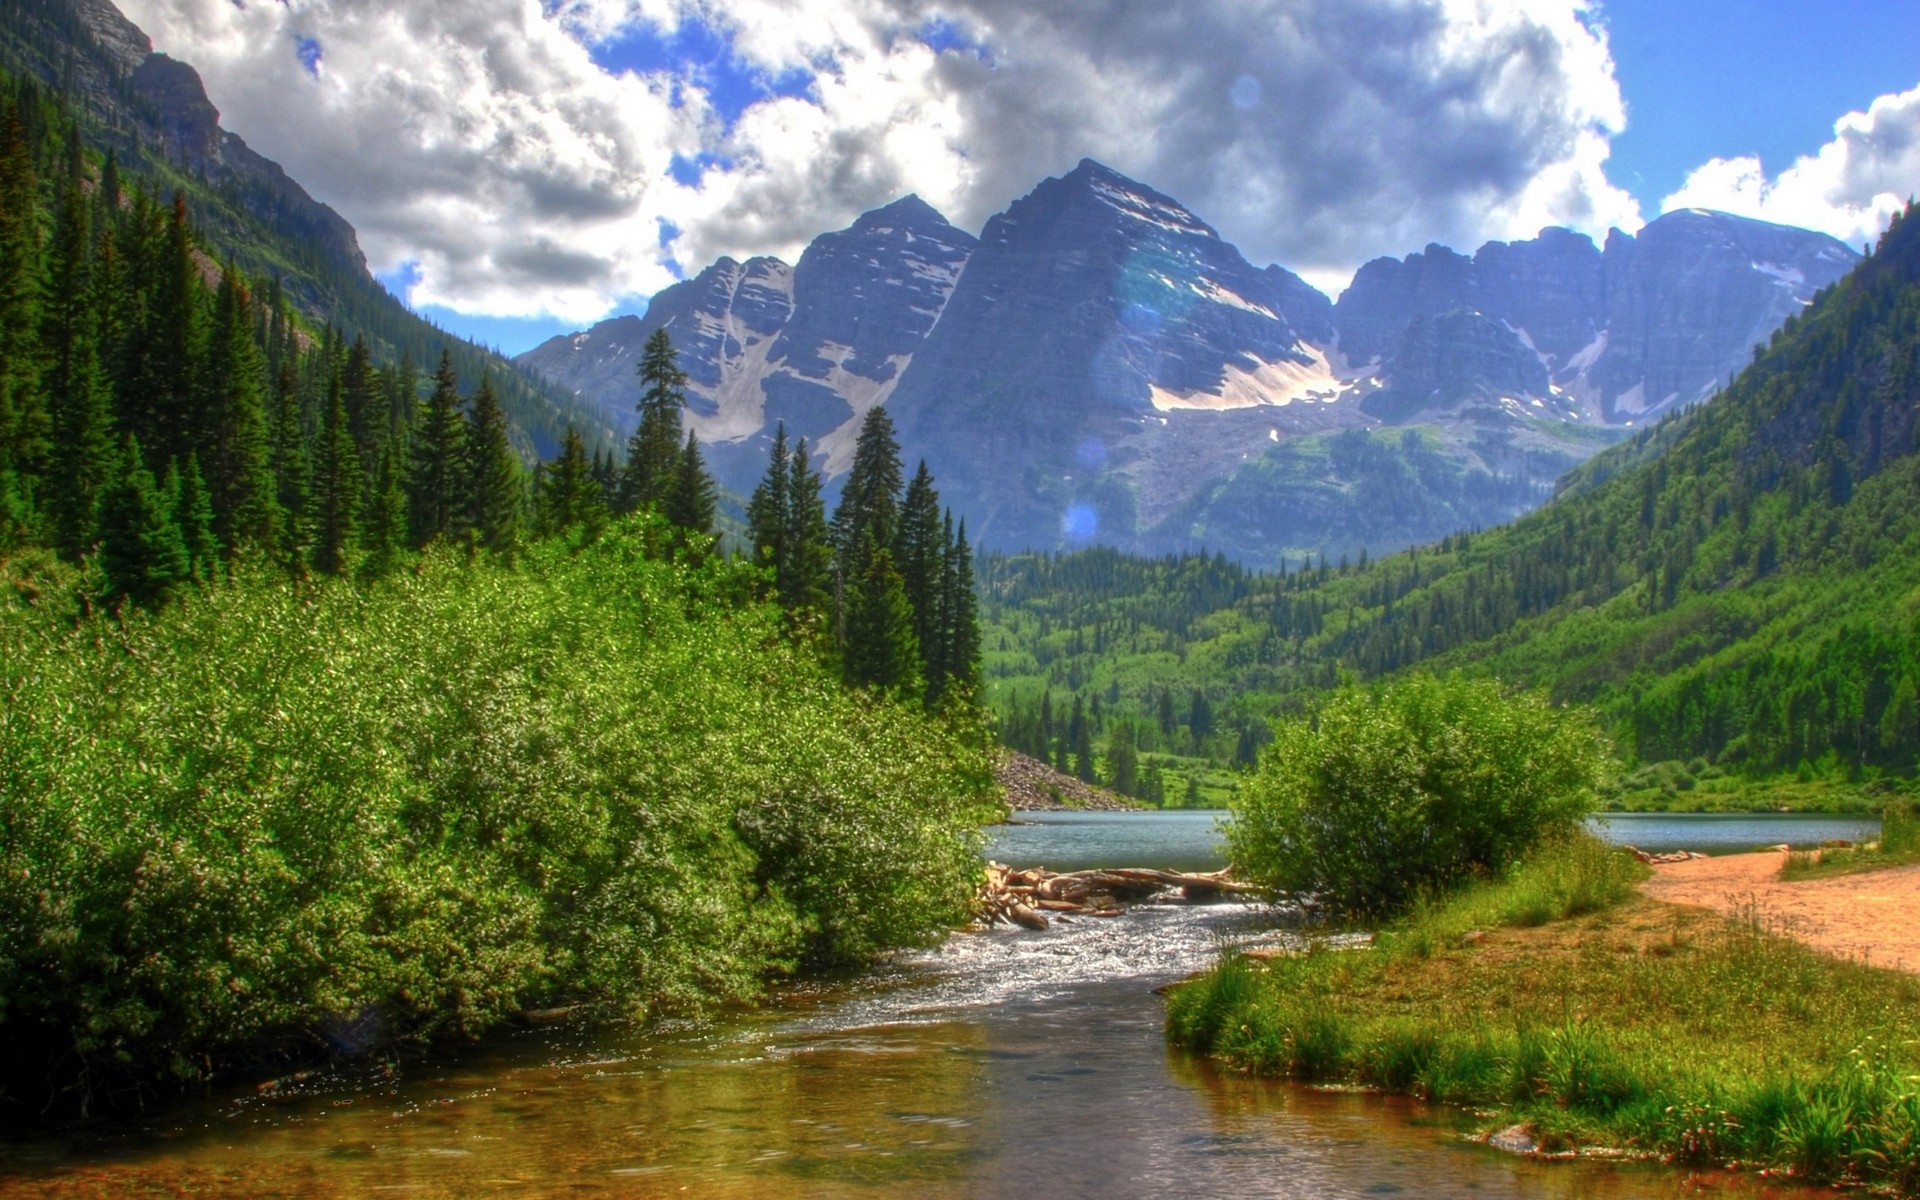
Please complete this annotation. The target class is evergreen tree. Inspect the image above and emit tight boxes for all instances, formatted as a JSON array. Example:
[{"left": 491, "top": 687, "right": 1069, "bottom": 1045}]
[
  {"left": 170, "top": 453, "right": 220, "bottom": 581},
  {"left": 44, "top": 173, "right": 115, "bottom": 561},
  {"left": 1069, "top": 694, "right": 1095, "bottom": 783},
  {"left": 842, "top": 532, "right": 922, "bottom": 698},
  {"left": 128, "top": 196, "right": 205, "bottom": 467},
  {"left": 360, "top": 443, "right": 408, "bottom": 576},
  {"left": 463, "top": 372, "right": 520, "bottom": 556},
  {"left": 407, "top": 350, "right": 465, "bottom": 547},
  {"left": 617, "top": 327, "right": 686, "bottom": 513},
  {"left": 747, "top": 423, "right": 791, "bottom": 586},
  {"left": 98, "top": 435, "right": 188, "bottom": 607},
  {"left": 783, "top": 437, "right": 833, "bottom": 614},
  {"left": 268, "top": 357, "right": 311, "bottom": 571},
  {"left": 201, "top": 267, "right": 278, "bottom": 549},
  {"left": 311, "top": 368, "right": 360, "bottom": 575},
  {"left": 664, "top": 428, "right": 716, "bottom": 544},
  {"left": 340, "top": 335, "right": 384, "bottom": 476},
  {"left": 537, "top": 424, "right": 604, "bottom": 539},
  {"left": 1107, "top": 722, "right": 1138, "bottom": 796},
  {"left": 895, "top": 460, "right": 944, "bottom": 674},
  {"left": 830, "top": 406, "right": 904, "bottom": 570},
  {"left": 935, "top": 515, "right": 982, "bottom": 705},
  {"left": 0, "top": 102, "right": 47, "bottom": 523}
]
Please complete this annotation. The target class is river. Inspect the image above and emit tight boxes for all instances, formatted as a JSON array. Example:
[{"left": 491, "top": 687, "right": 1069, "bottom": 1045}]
[{"left": 0, "top": 812, "right": 1841, "bottom": 1198}]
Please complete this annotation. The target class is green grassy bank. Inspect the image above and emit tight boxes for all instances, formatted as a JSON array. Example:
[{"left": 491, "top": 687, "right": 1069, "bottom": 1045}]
[
  {"left": 1166, "top": 836, "right": 1920, "bottom": 1193},
  {"left": 0, "top": 527, "right": 996, "bottom": 1111}
]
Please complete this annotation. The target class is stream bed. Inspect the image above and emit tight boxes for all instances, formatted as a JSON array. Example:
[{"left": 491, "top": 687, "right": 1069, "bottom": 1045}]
[{"left": 0, "top": 813, "right": 1834, "bottom": 1198}]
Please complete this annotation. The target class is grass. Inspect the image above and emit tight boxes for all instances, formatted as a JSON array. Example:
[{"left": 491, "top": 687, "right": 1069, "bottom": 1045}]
[
  {"left": 1782, "top": 803, "right": 1920, "bottom": 881},
  {"left": 1167, "top": 833, "right": 1920, "bottom": 1193}
]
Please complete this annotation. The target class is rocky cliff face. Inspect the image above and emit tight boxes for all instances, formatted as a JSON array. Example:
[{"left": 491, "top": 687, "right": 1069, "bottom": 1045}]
[{"left": 521, "top": 170, "right": 1855, "bottom": 566}]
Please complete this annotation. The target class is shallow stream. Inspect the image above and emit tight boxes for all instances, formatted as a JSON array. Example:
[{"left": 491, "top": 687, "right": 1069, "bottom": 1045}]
[{"left": 0, "top": 812, "right": 1839, "bottom": 1198}]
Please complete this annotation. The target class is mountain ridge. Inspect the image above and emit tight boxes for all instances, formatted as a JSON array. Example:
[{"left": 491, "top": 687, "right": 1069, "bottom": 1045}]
[{"left": 521, "top": 161, "right": 1854, "bottom": 565}]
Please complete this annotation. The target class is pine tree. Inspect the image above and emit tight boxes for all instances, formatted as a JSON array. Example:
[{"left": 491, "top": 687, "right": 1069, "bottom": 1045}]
[
  {"left": 664, "top": 428, "right": 716, "bottom": 545},
  {"left": 617, "top": 327, "right": 686, "bottom": 514},
  {"left": 360, "top": 442, "right": 407, "bottom": 575},
  {"left": 830, "top": 406, "right": 904, "bottom": 570},
  {"left": 340, "top": 335, "right": 384, "bottom": 476},
  {"left": 268, "top": 356, "right": 311, "bottom": 571},
  {"left": 407, "top": 350, "right": 464, "bottom": 546},
  {"left": 43, "top": 173, "right": 116, "bottom": 561},
  {"left": 201, "top": 267, "right": 278, "bottom": 549},
  {"left": 170, "top": 453, "right": 220, "bottom": 581},
  {"left": 895, "top": 460, "right": 944, "bottom": 672},
  {"left": 783, "top": 437, "right": 833, "bottom": 614},
  {"left": 747, "top": 423, "right": 791, "bottom": 587},
  {"left": 98, "top": 435, "right": 188, "bottom": 608},
  {"left": 1107, "top": 722, "right": 1138, "bottom": 796},
  {"left": 842, "top": 532, "right": 922, "bottom": 698},
  {"left": 537, "top": 424, "right": 604, "bottom": 539},
  {"left": 935, "top": 515, "right": 982, "bottom": 705},
  {"left": 0, "top": 102, "right": 47, "bottom": 521},
  {"left": 129, "top": 196, "right": 205, "bottom": 467},
  {"left": 463, "top": 372, "right": 520, "bottom": 556},
  {"left": 311, "top": 368, "right": 360, "bottom": 575},
  {"left": 1069, "top": 694, "right": 1094, "bottom": 783}
]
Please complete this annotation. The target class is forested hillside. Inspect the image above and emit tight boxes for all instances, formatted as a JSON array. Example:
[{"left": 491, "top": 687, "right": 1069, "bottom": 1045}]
[
  {"left": 0, "top": 0, "right": 609, "bottom": 458},
  {"left": 985, "top": 204, "right": 1920, "bottom": 805}
]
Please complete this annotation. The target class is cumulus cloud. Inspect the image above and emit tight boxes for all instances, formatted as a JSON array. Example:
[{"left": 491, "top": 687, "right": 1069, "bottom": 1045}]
[
  {"left": 1662, "top": 83, "right": 1920, "bottom": 249},
  {"left": 117, "top": 0, "right": 1644, "bottom": 320}
]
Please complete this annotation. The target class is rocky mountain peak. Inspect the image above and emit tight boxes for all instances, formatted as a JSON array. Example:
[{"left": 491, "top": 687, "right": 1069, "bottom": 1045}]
[{"left": 849, "top": 194, "right": 956, "bottom": 235}]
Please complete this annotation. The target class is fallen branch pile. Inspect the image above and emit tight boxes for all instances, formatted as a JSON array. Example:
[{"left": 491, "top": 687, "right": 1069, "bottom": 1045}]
[{"left": 975, "top": 862, "right": 1261, "bottom": 931}]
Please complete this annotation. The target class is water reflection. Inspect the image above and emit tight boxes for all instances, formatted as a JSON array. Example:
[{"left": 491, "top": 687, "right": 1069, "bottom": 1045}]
[{"left": 1, "top": 900, "right": 1810, "bottom": 1198}]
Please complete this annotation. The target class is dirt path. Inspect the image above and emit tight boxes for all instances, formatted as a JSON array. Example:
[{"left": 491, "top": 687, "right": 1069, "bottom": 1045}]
[{"left": 1641, "top": 850, "right": 1920, "bottom": 973}]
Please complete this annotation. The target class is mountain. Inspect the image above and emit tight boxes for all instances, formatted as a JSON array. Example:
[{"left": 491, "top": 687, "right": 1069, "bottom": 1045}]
[
  {"left": 524, "top": 162, "right": 1854, "bottom": 564},
  {"left": 978, "top": 203, "right": 1920, "bottom": 785},
  {"left": 0, "top": 0, "right": 610, "bottom": 457}
]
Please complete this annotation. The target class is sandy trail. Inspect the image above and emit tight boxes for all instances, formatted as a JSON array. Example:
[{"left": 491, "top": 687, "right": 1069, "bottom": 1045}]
[{"left": 1642, "top": 850, "right": 1920, "bottom": 973}]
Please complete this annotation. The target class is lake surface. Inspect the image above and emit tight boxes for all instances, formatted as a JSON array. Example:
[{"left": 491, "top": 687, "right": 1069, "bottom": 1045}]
[
  {"left": 1, "top": 814, "right": 1812, "bottom": 1199},
  {"left": 987, "top": 808, "right": 1884, "bottom": 871}
]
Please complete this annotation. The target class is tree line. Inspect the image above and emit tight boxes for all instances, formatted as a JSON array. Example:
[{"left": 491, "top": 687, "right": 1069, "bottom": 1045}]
[
  {"left": 0, "top": 87, "right": 717, "bottom": 608},
  {"left": 745, "top": 405, "right": 981, "bottom": 710}
]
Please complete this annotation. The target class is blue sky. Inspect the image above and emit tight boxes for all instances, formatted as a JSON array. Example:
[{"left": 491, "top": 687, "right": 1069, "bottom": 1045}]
[{"left": 1601, "top": 0, "right": 1920, "bottom": 212}]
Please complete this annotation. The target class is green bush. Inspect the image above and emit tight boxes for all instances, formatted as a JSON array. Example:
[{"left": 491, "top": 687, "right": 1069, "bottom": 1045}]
[
  {"left": 0, "top": 524, "right": 993, "bottom": 1106},
  {"left": 1226, "top": 673, "right": 1615, "bottom": 913}
]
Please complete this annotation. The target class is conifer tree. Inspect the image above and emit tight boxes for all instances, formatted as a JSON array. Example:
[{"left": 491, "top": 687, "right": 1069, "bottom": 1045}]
[
  {"left": 170, "top": 453, "right": 220, "bottom": 581},
  {"left": 934, "top": 515, "right": 982, "bottom": 705},
  {"left": 537, "top": 424, "right": 603, "bottom": 539},
  {"left": 129, "top": 196, "right": 205, "bottom": 466},
  {"left": 268, "top": 357, "right": 311, "bottom": 570},
  {"left": 842, "top": 531, "right": 922, "bottom": 698},
  {"left": 407, "top": 350, "right": 464, "bottom": 546},
  {"left": 1069, "top": 694, "right": 1094, "bottom": 782},
  {"left": 360, "top": 443, "right": 407, "bottom": 575},
  {"left": 340, "top": 335, "right": 384, "bottom": 476},
  {"left": 0, "top": 102, "right": 47, "bottom": 521},
  {"left": 99, "top": 435, "right": 188, "bottom": 607},
  {"left": 783, "top": 437, "right": 833, "bottom": 614},
  {"left": 665, "top": 428, "right": 716, "bottom": 543},
  {"left": 830, "top": 406, "right": 904, "bottom": 570},
  {"left": 747, "top": 423, "right": 791, "bottom": 585},
  {"left": 895, "top": 460, "right": 944, "bottom": 669},
  {"left": 617, "top": 327, "right": 686, "bottom": 513},
  {"left": 201, "top": 267, "right": 278, "bottom": 549},
  {"left": 44, "top": 174, "right": 116, "bottom": 561},
  {"left": 463, "top": 372, "right": 520, "bottom": 556},
  {"left": 311, "top": 369, "right": 360, "bottom": 575}
]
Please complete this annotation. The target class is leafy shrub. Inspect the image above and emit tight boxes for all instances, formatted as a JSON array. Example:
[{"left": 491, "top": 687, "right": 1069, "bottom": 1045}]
[
  {"left": 0, "top": 523, "right": 993, "bottom": 1107},
  {"left": 1226, "top": 673, "right": 1615, "bottom": 913}
]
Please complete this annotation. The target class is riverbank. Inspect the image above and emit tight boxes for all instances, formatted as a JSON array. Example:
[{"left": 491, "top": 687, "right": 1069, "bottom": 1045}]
[{"left": 1165, "top": 836, "right": 1920, "bottom": 1192}]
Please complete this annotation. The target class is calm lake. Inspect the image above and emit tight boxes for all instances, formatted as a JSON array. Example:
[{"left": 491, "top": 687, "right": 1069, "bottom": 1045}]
[
  {"left": 987, "top": 807, "right": 1884, "bottom": 871},
  {"left": 0, "top": 813, "right": 1822, "bottom": 1199}
]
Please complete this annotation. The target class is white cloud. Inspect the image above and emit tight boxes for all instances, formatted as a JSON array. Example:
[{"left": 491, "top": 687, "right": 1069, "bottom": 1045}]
[
  {"left": 1662, "top": 83, "right": 1920, "bottom": 249},
  {"left": 116, "top": 0, "right": 1645, "bottom": 321}
]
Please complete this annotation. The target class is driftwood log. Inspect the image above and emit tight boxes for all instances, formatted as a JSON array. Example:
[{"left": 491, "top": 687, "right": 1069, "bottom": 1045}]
[{"left": 973, "top": 861, "right": 1261, "bottom": 930}]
